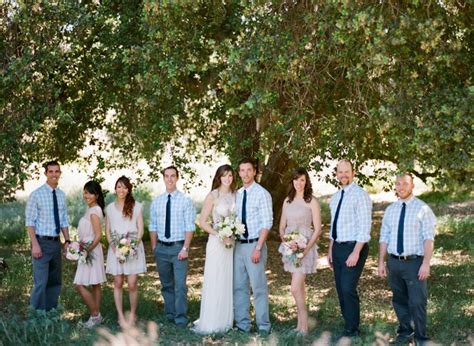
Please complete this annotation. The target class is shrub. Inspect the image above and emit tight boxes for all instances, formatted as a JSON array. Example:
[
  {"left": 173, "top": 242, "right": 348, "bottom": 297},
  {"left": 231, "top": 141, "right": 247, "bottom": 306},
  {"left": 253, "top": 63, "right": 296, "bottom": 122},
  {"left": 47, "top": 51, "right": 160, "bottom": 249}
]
[
  {"left": 0, "top": 200, "right": 27, "bottom": 245},
  {"left": 0, "top": 307, "right": 77, "bottom": 345}
]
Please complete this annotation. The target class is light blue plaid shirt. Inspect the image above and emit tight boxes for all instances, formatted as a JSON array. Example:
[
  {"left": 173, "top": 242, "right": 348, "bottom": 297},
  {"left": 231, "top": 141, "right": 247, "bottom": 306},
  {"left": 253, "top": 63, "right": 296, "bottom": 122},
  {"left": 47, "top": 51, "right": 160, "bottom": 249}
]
[
  {"left": 380, "top": 197, "right": 436, "bottom": 256},
  {"left": 149, "top": 190, "right": 196, "bottom": 241},
  {"left": 329, "top": 182, "right": 372, "bottom": 242},
  {"left": 236, "top": 182, "right": 273, "bottom": 239},
  {"left": 25, "top": 184, "right": 69, "bottom": 236}
]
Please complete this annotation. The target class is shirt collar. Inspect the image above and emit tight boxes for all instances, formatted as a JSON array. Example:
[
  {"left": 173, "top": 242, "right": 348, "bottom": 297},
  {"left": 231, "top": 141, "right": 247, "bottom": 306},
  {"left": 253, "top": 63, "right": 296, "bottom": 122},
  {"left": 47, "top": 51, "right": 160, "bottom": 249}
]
[
  {"left": 341, "top": 182, "right": 356, "bottom": 193},
  {"left": 398, "top": 195, "right": 415, "bottom": 205},
  {"left": 43, "top": 183, "right": 55, "bottom": 192},
  {"left": 240, "top": 181, "right": 257, "bottom": 193},
  {"left": 165, "top": 189, "right": 180, "bottom": 198}
]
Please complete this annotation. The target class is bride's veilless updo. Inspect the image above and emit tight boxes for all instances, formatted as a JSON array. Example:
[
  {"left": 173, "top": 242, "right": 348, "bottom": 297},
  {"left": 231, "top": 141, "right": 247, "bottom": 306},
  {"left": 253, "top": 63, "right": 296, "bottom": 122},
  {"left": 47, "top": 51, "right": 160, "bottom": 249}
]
[{"left": 211, "top": 164, "right": 236, "bottom": 192}]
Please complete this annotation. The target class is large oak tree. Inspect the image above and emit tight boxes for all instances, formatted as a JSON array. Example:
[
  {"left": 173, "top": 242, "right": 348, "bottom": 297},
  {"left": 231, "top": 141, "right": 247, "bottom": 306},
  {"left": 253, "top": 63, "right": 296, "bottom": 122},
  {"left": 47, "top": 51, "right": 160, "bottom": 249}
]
[{"left": 1, "top": 1, "right": 472, "bottom": 217}]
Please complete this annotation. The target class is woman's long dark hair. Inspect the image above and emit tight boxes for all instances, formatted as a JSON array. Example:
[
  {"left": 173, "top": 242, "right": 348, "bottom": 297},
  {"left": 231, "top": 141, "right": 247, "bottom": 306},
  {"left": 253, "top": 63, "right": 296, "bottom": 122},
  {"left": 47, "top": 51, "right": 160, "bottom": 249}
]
[
  {"left": 115, "top": 176, "right": 135, "bottom": 219},
  {"left": 287, "top": 168, "right": 313, "bottom": 203},
  {"left": 211, "top": 164, "right": 236, "bottom": 192},
  {"left": 84, "top": 180, "right": 105, "bottom": 216}
]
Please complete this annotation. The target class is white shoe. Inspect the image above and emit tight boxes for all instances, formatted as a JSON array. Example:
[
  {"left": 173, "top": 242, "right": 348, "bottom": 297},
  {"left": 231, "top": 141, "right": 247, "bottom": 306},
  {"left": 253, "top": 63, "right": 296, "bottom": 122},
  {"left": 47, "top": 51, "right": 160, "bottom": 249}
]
[{"left": 83, "top": 313, "right": 102, "bottom": 329}]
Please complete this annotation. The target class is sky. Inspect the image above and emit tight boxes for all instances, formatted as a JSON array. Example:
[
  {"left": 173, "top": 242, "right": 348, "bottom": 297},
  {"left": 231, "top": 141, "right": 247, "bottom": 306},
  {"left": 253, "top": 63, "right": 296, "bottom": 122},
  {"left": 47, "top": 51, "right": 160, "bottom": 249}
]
[{"left": 16, "top": 156, "right": 429, "bottom": 203}]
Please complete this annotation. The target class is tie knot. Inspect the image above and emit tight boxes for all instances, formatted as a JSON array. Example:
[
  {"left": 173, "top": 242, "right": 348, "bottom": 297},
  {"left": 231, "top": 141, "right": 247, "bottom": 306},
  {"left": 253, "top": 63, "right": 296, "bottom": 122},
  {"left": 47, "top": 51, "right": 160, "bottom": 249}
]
[
  {"left": 167, "top": 194, "right": 171, "bottom": 199},
  {"left": 341, "top": 190, "right": 345, "bottom": 195}
]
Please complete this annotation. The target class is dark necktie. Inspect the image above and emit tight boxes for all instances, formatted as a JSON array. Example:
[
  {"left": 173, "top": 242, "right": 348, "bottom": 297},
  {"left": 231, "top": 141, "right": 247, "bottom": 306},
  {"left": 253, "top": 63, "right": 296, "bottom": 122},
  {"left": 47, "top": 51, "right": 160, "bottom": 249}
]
[
  {"left": 52, "top": 189, "right": 61, "bottom": 234},
  {"left": 397, "top": 202, "right": 406, "bottom": 255},
  {"left": 332, "top": 190, "right": 345, "bottom": 241},
  {"left": 242, "top": 190, "right": 248, "bottom": 239},
  {"left": 165, "top": 194, "right": 171, "bottom": 239}
]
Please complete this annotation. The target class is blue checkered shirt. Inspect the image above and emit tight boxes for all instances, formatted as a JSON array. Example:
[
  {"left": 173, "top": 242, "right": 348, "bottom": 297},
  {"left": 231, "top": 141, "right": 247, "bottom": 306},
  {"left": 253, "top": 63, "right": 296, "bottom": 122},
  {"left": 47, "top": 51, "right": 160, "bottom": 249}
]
[
  {"left": 380, "top": 197, "right": 436, "bottom": 256},
  {"left": 329, "top": 182, "right": 372, "bottom": 242},
  {"left": 236, "top": 182, "right": 273, "bottom": 239},
  {"left": 149, "top": 190, "right": 196, "bottom": 241},
  {"left": 25, "top": 184, "right": 69, "bottom": 236}
]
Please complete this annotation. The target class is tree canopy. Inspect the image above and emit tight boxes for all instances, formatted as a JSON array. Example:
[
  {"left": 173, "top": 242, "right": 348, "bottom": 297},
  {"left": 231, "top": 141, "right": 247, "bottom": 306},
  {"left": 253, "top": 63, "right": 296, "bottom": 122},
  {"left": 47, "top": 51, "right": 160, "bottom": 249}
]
[{"left": 1, "top": 0, "right": 472, "bottom": 205}]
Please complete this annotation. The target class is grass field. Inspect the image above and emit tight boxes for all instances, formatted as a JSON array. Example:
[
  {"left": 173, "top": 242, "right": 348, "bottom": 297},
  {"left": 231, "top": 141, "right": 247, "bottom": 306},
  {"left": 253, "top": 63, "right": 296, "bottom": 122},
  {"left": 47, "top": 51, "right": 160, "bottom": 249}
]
[{"left": 0, "top": 192, "right": 472, "bottom": 345}]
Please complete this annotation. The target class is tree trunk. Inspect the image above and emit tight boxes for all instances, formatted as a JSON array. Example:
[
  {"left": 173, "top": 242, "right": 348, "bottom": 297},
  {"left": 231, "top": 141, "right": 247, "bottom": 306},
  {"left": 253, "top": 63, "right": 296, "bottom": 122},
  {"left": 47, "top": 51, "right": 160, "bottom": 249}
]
[{"left": 259, "top": 150, "right": 297, "bottom": 239}]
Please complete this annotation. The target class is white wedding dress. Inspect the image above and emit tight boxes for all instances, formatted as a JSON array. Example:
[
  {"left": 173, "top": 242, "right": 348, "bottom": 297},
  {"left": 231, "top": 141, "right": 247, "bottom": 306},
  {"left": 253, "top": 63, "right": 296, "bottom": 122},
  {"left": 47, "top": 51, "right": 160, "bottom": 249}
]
[{"left": 193, "top": 190, "right": 235, "bottom": 334}]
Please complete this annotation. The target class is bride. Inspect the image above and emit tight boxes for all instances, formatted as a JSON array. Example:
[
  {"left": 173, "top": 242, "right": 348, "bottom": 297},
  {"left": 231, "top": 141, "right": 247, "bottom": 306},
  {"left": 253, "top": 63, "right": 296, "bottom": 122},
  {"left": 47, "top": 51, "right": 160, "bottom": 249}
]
[{"left": 193, "top": 164, "right": 236, "bottom": 334}]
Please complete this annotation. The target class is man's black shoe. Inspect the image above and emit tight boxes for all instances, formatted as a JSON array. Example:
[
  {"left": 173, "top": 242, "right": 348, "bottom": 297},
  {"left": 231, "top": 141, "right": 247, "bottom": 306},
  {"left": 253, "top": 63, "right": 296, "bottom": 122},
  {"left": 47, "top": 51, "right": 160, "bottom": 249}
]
[
  {"left": 336, "top": 329, "right": 361, "bottom": 340},
  {"left": 389, "top": 333, "right": 415, "bottom": 345},
  {"left": 233, "top": 327, "right": 250, "bottom": 334}
]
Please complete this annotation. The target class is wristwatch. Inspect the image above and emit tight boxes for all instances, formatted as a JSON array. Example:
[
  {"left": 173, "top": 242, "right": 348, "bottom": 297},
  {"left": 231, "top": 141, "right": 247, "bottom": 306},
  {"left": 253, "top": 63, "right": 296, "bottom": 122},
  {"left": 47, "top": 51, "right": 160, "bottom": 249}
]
[
  {"left": 255, "top": 244, "right": 262, "bottom": 251},
  {"left": 182, "top": 246, "right": 188, "bottom": 252},
  {"left": 64, "top": 239, "right": 71, "bottom": 245}
]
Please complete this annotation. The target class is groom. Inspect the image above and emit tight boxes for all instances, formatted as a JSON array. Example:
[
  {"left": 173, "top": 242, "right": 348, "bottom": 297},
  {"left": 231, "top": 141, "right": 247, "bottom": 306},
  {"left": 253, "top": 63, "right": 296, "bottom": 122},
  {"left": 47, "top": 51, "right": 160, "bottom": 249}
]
[{"left": 234, "top": 158, "right": 273, "bottom": 335}]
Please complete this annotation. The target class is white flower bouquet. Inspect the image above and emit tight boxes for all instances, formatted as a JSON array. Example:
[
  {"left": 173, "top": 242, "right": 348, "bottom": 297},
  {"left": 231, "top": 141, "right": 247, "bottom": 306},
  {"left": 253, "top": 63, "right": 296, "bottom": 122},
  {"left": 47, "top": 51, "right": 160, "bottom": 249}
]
[
  {"left": 278, "top": 230, "right": 308, "bottom": 267},
  {"left": 66, "top": 241, "right": 93, "bottom": 265},
  {"left": 215, "top": 214, "right": 246, "bottom": 248}
]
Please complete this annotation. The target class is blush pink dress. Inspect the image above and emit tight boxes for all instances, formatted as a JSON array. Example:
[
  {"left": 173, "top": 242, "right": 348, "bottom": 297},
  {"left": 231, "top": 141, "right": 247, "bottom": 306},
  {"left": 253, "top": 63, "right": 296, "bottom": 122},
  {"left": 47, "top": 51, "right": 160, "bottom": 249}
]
[
  {"left": 73, "top": 205, "right": 106, "bottom": 285},
  {"left": 281, "top": 198, "right": 318, "bottom": 274}
]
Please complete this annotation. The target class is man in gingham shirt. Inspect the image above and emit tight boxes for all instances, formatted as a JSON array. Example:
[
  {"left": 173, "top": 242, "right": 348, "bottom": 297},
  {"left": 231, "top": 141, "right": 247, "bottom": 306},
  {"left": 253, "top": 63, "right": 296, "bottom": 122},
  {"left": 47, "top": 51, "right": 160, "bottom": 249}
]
[
  {"left": 149, "top": 166, "right": 196, "bottom": 328},
  {"left": 378, "top": 173, "right": 436, "bottom": 345},
  {"left": 328, "top": 160, "right": 372, "bottom": 338},
  {"left": 234, "top": 158, "right": 273, "bottom": 335},
  {"left": 25, "top": 160, "right": 70, "bottom": 310}
]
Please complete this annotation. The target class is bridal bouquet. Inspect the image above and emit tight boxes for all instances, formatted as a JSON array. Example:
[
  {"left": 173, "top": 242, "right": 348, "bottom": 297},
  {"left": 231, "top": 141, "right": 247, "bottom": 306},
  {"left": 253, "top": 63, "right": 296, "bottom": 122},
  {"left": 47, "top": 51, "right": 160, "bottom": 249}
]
[
  {"left": 66, "top": 241, "right": 93, "bottom": 265},
  {"left": 216, "top": 214, "right": 246, "bottom": 248},
  {"left": 111, "top": 231, "right": 139, "bottom": 264},
  {"left": 278, "top": 230, "right": 308, "bottom": 267}
]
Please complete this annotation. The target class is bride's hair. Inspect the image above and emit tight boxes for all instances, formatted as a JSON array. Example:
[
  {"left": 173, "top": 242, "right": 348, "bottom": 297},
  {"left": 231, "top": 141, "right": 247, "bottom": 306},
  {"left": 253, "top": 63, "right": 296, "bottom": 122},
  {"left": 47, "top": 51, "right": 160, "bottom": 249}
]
[
  {"left": 211, "top": 164, "right": 236, "bottom": 192},
  {"left": 287, "top": 168, "right": 313, "bottom": 203}
]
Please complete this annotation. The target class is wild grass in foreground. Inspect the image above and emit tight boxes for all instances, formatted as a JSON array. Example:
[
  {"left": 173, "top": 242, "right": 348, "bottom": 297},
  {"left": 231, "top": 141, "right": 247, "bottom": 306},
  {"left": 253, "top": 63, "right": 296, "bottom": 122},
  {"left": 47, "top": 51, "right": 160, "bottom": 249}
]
[{"left": 0, "top": 201, "right": 472, "bottom": 345}]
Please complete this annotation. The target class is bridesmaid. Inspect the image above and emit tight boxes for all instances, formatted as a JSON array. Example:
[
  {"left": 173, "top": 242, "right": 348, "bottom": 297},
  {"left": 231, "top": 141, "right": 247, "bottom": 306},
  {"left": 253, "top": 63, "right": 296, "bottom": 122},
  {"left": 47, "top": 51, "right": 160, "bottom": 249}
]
[
  {"left": 105, "top": 176, "right": 146, "bottom": 327},
  {"left": 74, "top": 180, "right": 106, "bottom": 328},
  {"left": 279, "top": 168, "right": 321, "bottom": 335},
  {"left": 193, "top": 164, "right": 236, "bottom": 334}
]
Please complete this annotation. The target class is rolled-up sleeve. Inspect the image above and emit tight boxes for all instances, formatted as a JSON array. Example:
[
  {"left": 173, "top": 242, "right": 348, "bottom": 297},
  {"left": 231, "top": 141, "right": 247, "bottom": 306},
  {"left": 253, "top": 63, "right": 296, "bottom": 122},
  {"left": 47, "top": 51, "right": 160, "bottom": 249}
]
[
  {"left": 260, "top": 190, "right": 273, "bottom": 231},
  {"left": 149, "top": 199, "right": 158, "bottom": 232},
  {"left": 60, "top": 194, "right": 69, "bottom": 228},
  {"left": 355, "top": 191, "right": 372, "bottom": 242},
  {"left": 420, "top": 206, "right": 436, "bottom": 241},
  {"left": 379, "top": 209, "right": 391, "bottom": 244},
  {"left": 184, "top": 198, "right": 196, "bottom": 232},
  {"left": 25, "top": 194, "right": 38, "bottom": 227}
]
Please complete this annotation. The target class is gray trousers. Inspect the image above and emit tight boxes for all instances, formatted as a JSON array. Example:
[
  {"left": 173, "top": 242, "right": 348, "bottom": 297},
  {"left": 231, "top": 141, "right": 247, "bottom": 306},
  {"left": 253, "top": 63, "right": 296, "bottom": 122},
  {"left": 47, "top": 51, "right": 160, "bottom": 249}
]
[
  {"left": 388, "top": 256, "right": 429, "bottom": 341},
  {"left": 233, "top": 242, "right": 270, "bottom": 332},
  {"left": 154, "top": 244, "right": 189, "bottom": 326},
  {"left": 30, "top": 238, "right": 62, "bottom": 311}
]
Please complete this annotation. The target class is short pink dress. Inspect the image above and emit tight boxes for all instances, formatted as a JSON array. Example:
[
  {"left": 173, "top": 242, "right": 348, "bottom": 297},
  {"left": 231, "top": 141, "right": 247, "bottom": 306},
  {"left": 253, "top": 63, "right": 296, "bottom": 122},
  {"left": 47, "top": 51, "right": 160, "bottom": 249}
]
[
  {"left": 74, "top": 205, "right": 106, "bottom": 285},
  {"left": 281, "top": 198, "right": 318, "bottom": 274}
]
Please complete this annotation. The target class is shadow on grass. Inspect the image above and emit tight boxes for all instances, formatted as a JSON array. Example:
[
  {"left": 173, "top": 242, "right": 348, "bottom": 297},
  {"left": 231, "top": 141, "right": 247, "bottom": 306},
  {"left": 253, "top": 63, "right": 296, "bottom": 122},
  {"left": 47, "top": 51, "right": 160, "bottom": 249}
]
[
  {"left": 429, "top": 262, "right": 474, "bottom": 343},
  {"left": 1, "top": 206, "right": 473, "bottom": 345}
]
